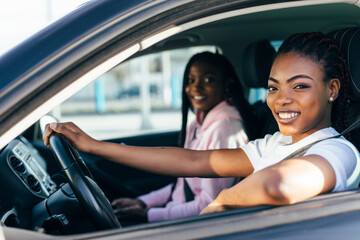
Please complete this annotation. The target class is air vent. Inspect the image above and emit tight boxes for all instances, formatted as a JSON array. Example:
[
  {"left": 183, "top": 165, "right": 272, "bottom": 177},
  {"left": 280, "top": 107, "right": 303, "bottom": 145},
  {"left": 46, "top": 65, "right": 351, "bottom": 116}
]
[
  {"left": 27, "top": 175, "right": 41, "bottom": 193},
  {"left": 10, "top": 156, "right": 25, "bottom": 173}
]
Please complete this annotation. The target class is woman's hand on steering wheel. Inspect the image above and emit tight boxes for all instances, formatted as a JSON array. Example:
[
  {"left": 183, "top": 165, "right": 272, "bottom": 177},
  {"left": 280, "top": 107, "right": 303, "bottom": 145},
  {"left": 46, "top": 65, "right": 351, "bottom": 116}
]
[
  {"left": 49, "top": 133, "right": 121, "bottom": 230},
  {"left": 43, "top": 122, "right": 97, "bottom": 153}
]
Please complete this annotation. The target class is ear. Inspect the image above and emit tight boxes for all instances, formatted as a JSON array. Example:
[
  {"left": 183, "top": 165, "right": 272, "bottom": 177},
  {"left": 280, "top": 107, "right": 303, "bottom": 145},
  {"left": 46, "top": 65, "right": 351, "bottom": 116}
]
[{"left": 328, "top": 78, "right": 340, "bottom": 102}]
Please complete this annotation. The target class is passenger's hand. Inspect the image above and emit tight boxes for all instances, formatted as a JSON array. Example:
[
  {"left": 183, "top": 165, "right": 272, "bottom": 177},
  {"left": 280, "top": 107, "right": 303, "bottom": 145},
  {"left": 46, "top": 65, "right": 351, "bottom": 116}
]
[
  {"left": 112, "top": 198, "right": 148, "bottom": 222},
  {"left": 199, "top": 199, "right": 226, "bottom": 215},
  {"left": 43, "top": 122, "right": 98, "bottom": 153}
]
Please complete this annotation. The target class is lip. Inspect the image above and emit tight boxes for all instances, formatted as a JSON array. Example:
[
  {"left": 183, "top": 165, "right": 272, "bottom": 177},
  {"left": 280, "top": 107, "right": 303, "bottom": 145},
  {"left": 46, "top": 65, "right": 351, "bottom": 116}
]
[{"left": 276, "top": 111, "right": 300, "bottom": 124}]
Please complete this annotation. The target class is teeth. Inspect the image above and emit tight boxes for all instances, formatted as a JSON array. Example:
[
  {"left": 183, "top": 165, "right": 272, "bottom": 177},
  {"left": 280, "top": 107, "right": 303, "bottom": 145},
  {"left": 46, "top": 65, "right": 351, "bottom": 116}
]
[
  {"left": 279, "top": 112, "right": 298, "bottom": 119},
  {"left": 193, "top": 96, "right": 205, "bottom": 100}
]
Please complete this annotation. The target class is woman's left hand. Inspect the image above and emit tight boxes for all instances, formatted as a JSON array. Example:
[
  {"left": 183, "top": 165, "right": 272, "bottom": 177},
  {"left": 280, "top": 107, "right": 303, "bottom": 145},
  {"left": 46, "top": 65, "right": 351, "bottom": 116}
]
[{"left": 112, "top": 198, "right": 148, "bottom": 222}]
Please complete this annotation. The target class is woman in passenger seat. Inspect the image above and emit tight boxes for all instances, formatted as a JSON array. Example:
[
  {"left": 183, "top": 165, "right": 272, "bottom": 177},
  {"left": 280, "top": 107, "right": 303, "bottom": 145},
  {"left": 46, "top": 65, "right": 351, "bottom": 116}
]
[
  {"left": 109, "top": 52, "right": 253, "bottom": 222},
  {"left": 43, "top": 32, "right": 360, "bottom": 216}
]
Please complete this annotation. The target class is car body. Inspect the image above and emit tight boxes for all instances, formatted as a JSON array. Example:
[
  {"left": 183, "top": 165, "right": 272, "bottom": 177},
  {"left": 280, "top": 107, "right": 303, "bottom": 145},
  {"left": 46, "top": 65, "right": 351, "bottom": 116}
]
[{"left": 1, "top": 0, "right": 360, "bottom": 239}]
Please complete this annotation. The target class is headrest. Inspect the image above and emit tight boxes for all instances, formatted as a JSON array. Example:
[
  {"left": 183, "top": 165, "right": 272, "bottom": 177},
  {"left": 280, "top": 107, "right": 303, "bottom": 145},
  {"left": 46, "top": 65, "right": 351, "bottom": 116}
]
[
  {"left": 330, "top": 27, "right": 360, "bottom": 101},
  {"left": 242, "top": 40, "right": 276, "bottom": 88}
]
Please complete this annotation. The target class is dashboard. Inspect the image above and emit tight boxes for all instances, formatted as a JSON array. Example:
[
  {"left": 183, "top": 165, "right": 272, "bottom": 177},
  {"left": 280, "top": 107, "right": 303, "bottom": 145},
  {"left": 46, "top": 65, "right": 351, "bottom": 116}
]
[
  {"left": 0, "top": 137, "right": 57, "bottom": 228},
  {"left": 0, "top": 137, "right": 95, "bottom": 234},
  {"left": 8, "top": 139, "right": 56, "bottom": 197}
]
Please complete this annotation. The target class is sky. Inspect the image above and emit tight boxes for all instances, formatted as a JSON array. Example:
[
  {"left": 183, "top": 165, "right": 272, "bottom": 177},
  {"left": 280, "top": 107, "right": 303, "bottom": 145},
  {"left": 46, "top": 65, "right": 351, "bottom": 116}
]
[{"left": 0, "top": 0, "right": 89, "bottom": 55}]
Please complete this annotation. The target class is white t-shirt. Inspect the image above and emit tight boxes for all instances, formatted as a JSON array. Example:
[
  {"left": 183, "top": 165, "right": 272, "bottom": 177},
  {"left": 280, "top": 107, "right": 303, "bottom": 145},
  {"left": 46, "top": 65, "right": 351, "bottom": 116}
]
[{"left": 241, "top": 127, "right": 360, "bottom": 192}]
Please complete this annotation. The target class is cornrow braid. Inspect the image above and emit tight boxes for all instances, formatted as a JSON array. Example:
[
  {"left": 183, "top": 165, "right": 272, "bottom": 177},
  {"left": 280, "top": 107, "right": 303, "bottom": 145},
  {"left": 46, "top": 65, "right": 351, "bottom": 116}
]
[
  {"left": 178, "top": 52, "right": 255, "bottom": 147},
  {"left": 276, "top": 32, "right": 351, "bottom": 136}
]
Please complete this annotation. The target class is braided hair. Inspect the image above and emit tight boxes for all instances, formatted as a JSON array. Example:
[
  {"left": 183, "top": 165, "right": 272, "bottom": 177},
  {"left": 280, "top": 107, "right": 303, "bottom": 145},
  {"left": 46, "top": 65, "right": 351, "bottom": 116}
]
[
  {"left": 275, "top": 32, "right": 350, "bottom": 135},
  {"left": 178, "top": 52, "right": 255, "bottom": 147}
]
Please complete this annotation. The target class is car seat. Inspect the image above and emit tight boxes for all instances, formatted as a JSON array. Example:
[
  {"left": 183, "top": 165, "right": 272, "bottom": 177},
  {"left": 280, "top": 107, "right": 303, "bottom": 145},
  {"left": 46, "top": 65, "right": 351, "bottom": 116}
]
[
  {"left": 330, "top": 28, "right": 360, "bottom": 150},
  {"left": 242, "top": 40, "right": 278, "bottom": 139},
  {"left": 329, "top": 27, "right": 360, "bottom": 189}
]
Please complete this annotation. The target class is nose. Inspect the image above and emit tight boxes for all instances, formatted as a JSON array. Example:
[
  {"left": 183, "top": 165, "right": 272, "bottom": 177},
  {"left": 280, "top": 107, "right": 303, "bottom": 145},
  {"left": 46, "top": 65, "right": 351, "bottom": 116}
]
[
  {"left": 275, "top": 89, "right": 293, "bottom": 106},
  {"left": 193, "top": 78, "right": 203, "bottom": 89}
]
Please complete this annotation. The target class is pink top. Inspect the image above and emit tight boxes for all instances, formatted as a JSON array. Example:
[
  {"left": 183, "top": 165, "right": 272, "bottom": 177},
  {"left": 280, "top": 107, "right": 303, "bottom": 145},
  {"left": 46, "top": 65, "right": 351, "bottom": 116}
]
[{"left": 139, "top": 101, "right": 249, "bottom": 221}]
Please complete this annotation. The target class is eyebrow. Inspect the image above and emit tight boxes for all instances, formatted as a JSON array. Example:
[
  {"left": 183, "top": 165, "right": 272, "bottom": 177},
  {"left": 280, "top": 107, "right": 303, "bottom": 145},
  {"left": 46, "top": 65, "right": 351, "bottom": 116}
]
[
  {"left": 188, "top": 71, "right": 219, "bottom": 78},
  {"left": 268, "top": 74, "right": 314, "bottom": 83}
]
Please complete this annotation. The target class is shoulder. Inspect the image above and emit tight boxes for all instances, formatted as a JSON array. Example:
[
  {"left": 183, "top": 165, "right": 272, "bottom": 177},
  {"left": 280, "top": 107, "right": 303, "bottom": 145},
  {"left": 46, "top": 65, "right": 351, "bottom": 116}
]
[
  {"left": 202, "top": 104, "right": 244, "bottom": 135},
  {"left": 202, "top": 117, "right": 247, "bottom": 144},
  {"left": 307, "top": 137, "right": 358, "bottom": 158},
  {"left": 305, "top": 131, "right": 358, "bottom": 161},
  {"left": 205, "top": 102, "right": 242, "bottom": 123},
  {"left": 204, "top": 119, "right": 246, "bottom": 142},
  {"left": 306, "top": 138, "right": 359, "bottom": 168},
  {"left": 241, "top": 131, "right": 286, "bottom": 157},
  {"left": 306, "top": 137, "right": 359, "bottom": 190},
  {"left": 197, "top": 115, "right": 248, "bottom": 149},
  {"left": 247, "top": 131, "right": 289, "bottom": 148}
]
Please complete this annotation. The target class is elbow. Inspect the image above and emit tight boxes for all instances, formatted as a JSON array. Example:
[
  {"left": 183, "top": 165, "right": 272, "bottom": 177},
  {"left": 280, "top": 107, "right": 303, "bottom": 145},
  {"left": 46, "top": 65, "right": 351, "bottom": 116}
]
[{"left": 263, "top": 170, "right": 297, "bottom": 205}]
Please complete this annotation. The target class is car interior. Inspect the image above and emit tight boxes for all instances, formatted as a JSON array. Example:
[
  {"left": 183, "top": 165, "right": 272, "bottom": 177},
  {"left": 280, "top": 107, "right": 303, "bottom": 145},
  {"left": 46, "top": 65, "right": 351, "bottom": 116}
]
[{"left": 0, "top": 1, "right": 360, "bottom": 238}]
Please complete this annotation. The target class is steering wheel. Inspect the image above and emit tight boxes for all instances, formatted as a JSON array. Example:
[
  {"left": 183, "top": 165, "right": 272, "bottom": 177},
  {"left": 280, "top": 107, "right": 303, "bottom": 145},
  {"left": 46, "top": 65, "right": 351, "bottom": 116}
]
[{"left": 49, "top": 133, "right": 121, "bottom": 230}]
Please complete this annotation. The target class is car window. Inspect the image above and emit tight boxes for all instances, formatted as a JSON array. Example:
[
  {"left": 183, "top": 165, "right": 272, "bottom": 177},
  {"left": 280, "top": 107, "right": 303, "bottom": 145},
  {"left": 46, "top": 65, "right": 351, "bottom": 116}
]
[
  {"left": 54, "top": 46, "right": 218, "bottom": 140},
  {"left": 248, "top": 40, "right": 282, "bottom": 105}
]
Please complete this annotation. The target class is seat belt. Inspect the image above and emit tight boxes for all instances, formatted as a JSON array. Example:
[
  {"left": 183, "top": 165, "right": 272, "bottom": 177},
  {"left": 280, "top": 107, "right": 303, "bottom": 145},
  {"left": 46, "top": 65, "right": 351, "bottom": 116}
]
[
  {"left": 282, "top": 115, "right": 360, "bottom": 161},
  {"left": 183, "top": 179, "right": 195, "bottom": 202},
  {"left": 281, "top": 116, "right": 360, "bottom": 190},
  {"left": 166, "top": 178, "right": 195, "bottom": 203},
  {"left": 171, "top": 117, "right": 360, "bottom": 202}
]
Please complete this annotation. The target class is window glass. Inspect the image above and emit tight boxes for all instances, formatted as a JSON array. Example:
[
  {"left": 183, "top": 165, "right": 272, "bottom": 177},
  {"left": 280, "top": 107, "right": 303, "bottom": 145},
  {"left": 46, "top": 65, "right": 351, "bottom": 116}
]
[{"left": 55, "top": 46, "right": 218, "bottom": 139}]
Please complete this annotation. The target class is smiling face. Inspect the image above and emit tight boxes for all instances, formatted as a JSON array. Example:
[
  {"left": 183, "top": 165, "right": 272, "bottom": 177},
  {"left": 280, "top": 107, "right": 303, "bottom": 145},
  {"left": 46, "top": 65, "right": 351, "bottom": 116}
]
[
  {"left": 267, "top": 52, "right": 335, "bottom": 143},
  {"left": 185, "top": 60, "right": 226, "bottom": 115}
]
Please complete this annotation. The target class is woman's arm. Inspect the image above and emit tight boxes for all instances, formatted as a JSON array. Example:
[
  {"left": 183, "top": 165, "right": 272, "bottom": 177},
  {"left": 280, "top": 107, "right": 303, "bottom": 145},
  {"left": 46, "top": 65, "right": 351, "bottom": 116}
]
[
  {"left": 200, "top": 154, "right": 336, "bottom": 214},
  {"left": 43, "top": 122, "right": 254, "bottom": 177}
]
